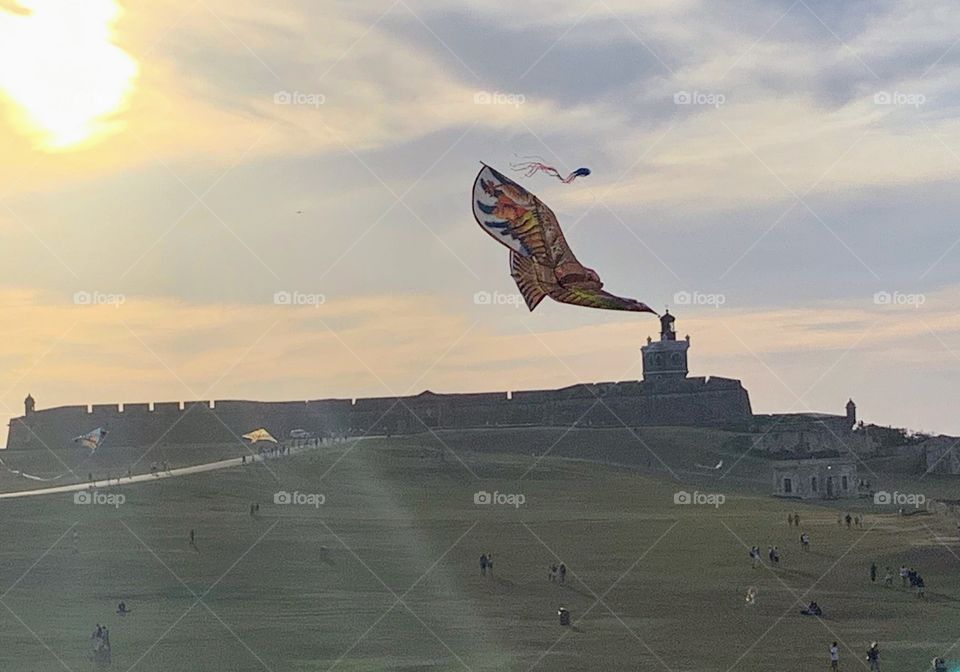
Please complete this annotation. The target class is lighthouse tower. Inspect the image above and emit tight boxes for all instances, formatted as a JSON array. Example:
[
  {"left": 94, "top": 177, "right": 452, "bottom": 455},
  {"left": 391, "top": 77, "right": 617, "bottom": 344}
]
[{"left": 641, "top": 310, "right": 690, "bottom": 381}]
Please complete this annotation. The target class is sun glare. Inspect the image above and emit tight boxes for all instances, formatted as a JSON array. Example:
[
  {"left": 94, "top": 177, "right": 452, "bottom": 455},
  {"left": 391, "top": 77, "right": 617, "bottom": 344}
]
[{"left": 0, "top": 0, "right": 138, "bottom": 150}]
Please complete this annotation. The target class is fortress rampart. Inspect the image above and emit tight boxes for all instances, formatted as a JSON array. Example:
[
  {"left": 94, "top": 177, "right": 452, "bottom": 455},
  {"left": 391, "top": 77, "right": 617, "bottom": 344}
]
[{"left": 6, "top": 375, "right": 754, "bottom": 450}]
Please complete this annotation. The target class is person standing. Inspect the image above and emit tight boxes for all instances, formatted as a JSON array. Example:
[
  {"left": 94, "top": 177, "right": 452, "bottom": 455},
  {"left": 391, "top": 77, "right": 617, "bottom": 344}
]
[
  {"left": 829, "top": 642, "right": 840, "bottom": 671},
  {"left": 559, "top": 563, "right": 566, "bottom": 584},
  {"left": 480, "top": 553, "right": 487, "bottom": 576},
  {"left": 866, "top": 642, "right": 881, "bottom": 672},
  {"left": 870, "top": 562, "right": 877, "bottom": 583}
]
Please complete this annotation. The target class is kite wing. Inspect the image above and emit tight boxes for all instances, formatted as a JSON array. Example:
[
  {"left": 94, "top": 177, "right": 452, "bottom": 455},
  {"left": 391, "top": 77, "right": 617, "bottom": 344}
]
[
  {"left": 550, "top": 285, "right": 656, "bottom": 313},
  {"left": 472, "top": 164, "right": 582, "bottom": 268},
  {"left": 74, "top": 427, "right": 107, "bottom": 452},
  {"left": 510, "top": 251, "right": 656, "bottom": 314},
  {"left": 243, "top": 428, "right": 277, "bottom": 443},
  {"left": 509, "top": 251, "right": 554, "bottom": 311}
]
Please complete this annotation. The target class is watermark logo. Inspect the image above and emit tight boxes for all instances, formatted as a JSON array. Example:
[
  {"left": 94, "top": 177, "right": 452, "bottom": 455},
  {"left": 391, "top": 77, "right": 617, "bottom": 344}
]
[
  {"left": 474, "top": 490, "right": 525, "bottom": 508},
  {"left": 673, "top": 290, "right": 725, "bottom": 308},
  {"left": 873, "top": 291, "right": 925, "bottom": 308},
  {"left": 874, "top": 490, "right": 925, "bottom": 508},
  {"left": 273, "top": 90, "right": 325, "bottom": 107},
  {"left": 274, "top": 290, "right": 326, "bottom": 307},
  {"left": 873, "top": 91, "right": 925, "bottom": 109},
  {"left": 274, "top": 490, "right": 325, "bottom": 508},
  {"left": 474, "top": 290, "right": 523, "bottom": 308},
  {"left": 673, "top": 490, "right": 725, "bottom": 508},
  {"left": 473, "top": 90, "right": 526, "bottom": 107},
  {"left": 73, "top": 290, "right": 125, "bottom": 307},
  {"left": 74, "top": 491, "right": 125, "bottom": 508},
  {"left": 674, "top": 90, "right": 726, "bottom": 108}
]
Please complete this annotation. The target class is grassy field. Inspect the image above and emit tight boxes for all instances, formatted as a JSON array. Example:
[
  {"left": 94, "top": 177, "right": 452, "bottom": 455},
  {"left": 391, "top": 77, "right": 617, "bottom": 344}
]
[{"left": 0, "top": 429, "right": 957, "bottom": 671}]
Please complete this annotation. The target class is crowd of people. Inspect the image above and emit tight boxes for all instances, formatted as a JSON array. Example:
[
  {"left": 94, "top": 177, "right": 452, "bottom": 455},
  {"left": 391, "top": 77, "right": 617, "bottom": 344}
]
[{"left": 741, "top": 508, "right": 946, "bottom": 671}]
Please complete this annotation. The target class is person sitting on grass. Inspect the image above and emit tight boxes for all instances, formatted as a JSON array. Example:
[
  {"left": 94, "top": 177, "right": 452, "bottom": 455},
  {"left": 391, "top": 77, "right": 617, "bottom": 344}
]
[
  {"left": 116, "top": 601, "right": 129, "bottom": 616},
  {"left": 800, "top": 601, "right": 822, "bottom": 616}
]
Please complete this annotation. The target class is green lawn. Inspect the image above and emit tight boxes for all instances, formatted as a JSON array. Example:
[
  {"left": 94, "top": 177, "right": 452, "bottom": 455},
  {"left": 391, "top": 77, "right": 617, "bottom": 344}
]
[{"left": 0, "top": 431, "right": 957, "bottom": 671}]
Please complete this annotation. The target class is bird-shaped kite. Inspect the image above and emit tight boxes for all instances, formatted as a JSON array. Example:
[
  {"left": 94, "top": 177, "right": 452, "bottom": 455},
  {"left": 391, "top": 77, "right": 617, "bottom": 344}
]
[
  {"left": 73, "top": 427, "right": 108, "bottom": 454},
  {"left": 472, "top": 164, "right": 656, "bottom": 314},
  {"left": 242, "top": 428, "right": 277, "bottom": 444}
]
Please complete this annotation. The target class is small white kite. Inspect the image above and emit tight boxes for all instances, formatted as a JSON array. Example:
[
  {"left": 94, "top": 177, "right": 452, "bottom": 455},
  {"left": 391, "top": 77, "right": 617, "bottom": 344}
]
[
  {"left": 695, "top": 459, "right": 723, "bottom": 471},
  {"left": 74, "top": 427, "right": 108, "bottom": 454}
]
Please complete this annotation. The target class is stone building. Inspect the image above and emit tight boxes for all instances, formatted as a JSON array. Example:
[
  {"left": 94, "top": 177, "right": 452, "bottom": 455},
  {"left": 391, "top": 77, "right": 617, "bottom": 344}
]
[
  {"left": 772, "top": 457, "right": 858, "bottom": 500},
  {"left": 750, "top": 399, "right": 873, "bottom": 456},
  {"left": 921, "top": 436, "right": 960, "bottom": 475}
]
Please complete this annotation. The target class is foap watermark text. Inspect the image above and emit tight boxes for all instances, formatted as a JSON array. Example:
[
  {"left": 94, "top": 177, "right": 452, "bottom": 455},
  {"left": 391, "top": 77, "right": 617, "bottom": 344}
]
[
  {"left": 674, "top": 490, "right": 725, "bottom": 508},
  {"left": 274, "top": 490, "right": 325, "bottom": 508},
  {"left": 874, "top": 490, "right": 925, "bottom": 509},
  {"left": 474, "top": 490, "right": 525, "bottom": 508},
  {"left": 75, "top": 491, "right": 125, "bottom": 508}
]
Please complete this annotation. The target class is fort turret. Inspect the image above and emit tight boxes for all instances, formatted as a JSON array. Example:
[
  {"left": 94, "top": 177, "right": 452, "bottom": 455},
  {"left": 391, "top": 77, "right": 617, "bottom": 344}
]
[{"left": 641, "top": 310, "right": 690, "bottom": 381}]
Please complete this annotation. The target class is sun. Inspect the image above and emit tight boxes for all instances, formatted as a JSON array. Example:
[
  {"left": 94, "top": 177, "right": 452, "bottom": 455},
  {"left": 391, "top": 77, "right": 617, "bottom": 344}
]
[{"left": 0, "top": 0, "right": 138, "bottom": 151}]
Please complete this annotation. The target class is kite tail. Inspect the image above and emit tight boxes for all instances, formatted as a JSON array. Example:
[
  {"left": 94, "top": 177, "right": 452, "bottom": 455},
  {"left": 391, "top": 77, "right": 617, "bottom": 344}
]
[
  {"left": 510, "top": 161, "right": 591, "bottom": 184},
  {"left": 509, "top": 251, "right": 548, "bottom": 311}
]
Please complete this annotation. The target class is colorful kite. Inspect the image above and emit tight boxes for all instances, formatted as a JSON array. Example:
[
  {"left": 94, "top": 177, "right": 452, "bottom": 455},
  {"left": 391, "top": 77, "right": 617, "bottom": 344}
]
[
  {"left": 74, "top": 427, "right": 108, "bottom": 453},
  {"left": 510, "top": 160, "right": 591, "bottom": 184},
  {"left": 242, "top": 428, "right": 277, "bottom": 444},
  {"left": 472, "top": 163, "right": 657, "bottom": 315}
]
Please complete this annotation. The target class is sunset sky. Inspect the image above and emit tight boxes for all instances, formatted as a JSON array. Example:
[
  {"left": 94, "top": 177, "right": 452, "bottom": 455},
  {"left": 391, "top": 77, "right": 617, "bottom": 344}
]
[{"left": 0, "top": 0, "right": 958, "bottom": 440}]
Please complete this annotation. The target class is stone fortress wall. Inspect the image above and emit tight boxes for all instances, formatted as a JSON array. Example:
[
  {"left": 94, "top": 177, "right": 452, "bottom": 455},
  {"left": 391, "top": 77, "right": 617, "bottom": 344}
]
[
  {"left": 7, "top": 314, "right": 870, "bottom": 455},
  {"left": 6, "top": 375, "right": 754, "bottom": 450}
]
